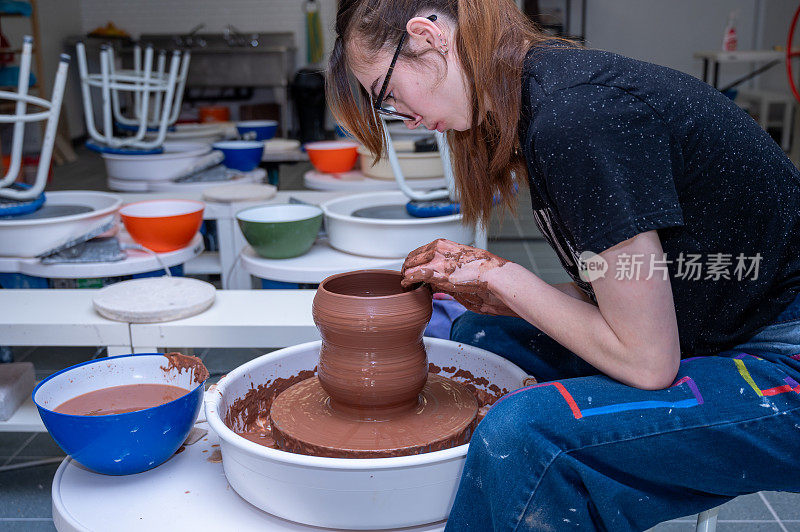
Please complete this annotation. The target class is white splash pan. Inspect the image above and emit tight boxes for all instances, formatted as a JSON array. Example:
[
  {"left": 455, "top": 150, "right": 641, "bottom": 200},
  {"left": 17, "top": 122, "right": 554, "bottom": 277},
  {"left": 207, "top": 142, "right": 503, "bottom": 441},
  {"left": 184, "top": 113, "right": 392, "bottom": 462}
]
[
  {"left": 205, "top": 338, "right": 528, "bottom": 530},
  {"left": 321, "top": 191, "right": 473, "bottom": 258},
  {"left": 0, "top": 191, "right": 121, "bottom": 257},
  {"left": 101, "top": 141, "right": 212, "bottom": 181}
]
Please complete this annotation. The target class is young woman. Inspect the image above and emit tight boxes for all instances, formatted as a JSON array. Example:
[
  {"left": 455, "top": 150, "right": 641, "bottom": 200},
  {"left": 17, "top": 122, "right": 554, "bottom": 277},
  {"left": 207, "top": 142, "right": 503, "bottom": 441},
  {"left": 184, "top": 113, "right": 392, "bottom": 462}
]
[{"left": 328, "top": 0, "right": 800, "bottom": 530}]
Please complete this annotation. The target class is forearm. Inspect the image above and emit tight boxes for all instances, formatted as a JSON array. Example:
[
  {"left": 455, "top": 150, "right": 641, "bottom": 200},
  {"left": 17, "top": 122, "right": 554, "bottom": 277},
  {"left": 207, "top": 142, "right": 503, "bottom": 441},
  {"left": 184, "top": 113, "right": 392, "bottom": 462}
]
[
  {"left": 488, "top": 263, "right": 677, "bottom": 389},
  {"left": 551, "top": 281, "right": 595, "bottom": 304}
]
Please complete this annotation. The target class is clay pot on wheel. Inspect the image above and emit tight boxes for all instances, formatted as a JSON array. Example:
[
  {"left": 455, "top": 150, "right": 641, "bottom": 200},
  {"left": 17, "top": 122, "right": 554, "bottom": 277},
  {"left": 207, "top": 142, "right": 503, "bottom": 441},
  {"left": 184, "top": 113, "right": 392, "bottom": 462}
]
[{"left": 313, "top": 269, "right": 432, "bottom": 414}]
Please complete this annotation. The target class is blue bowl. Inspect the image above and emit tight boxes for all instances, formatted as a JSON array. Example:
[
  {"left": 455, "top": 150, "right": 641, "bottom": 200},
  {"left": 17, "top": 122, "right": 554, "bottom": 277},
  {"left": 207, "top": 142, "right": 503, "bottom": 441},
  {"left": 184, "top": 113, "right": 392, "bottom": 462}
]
[
  {"left": 212, "top": 140, "right": 265, "bottom": 172},
  {"left": 236, "top": 120, "right": 278, "bottom": 141},
  {"left": 33, "top": 353, "right": 206, "bottom": 475}
]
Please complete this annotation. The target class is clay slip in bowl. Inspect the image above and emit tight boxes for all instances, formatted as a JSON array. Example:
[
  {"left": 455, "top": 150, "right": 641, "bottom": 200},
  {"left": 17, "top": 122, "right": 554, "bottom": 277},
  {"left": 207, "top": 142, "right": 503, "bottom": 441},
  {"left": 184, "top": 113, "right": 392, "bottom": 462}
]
[
  {"left": 236, "top": 203, "right": 323, "bottom": 259},
  {"left": 120, "top": 199, "right": 204, "bottom": 253},
  {"left": 34, "top": 353, "right": 206, "bottom": 475}
]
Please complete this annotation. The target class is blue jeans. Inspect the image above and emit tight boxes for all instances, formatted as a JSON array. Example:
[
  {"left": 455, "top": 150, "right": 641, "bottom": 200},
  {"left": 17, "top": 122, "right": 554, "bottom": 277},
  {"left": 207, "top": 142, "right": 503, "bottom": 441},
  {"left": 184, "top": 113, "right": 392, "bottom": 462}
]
[{"left": 446, "top": 293, "right": 800, "bottom": 531}]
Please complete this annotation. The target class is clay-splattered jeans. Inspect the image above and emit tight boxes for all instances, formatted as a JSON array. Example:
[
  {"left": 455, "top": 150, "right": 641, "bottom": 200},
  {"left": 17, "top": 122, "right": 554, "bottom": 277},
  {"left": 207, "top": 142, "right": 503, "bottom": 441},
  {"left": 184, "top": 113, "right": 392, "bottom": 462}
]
[{"left": 445, "top": 293, "right": 800, "bottom": 531}]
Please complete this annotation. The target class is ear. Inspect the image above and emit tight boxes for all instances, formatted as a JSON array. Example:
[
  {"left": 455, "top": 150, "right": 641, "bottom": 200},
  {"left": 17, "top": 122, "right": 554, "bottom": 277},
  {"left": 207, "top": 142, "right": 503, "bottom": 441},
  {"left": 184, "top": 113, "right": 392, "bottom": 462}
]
[{"left": 406, "top": 16, "right": 445, "bottom": 53}]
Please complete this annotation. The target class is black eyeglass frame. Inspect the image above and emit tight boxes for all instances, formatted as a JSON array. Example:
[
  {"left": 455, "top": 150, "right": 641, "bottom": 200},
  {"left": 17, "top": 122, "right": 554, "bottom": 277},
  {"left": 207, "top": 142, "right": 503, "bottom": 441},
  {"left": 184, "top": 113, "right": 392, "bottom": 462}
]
[{"left": 373, "top": 14, "right": 438, "bottom": 121}]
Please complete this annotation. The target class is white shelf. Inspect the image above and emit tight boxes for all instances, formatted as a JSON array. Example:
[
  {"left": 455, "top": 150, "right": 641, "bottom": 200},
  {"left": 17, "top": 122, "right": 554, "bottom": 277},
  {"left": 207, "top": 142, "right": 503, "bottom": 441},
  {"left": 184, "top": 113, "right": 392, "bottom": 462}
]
[
  {"left": 0, "top": 396, "right": 45, "bottom": 432},
  {"left": 183, "top": 251, "right": 221, "bottom": 275}
]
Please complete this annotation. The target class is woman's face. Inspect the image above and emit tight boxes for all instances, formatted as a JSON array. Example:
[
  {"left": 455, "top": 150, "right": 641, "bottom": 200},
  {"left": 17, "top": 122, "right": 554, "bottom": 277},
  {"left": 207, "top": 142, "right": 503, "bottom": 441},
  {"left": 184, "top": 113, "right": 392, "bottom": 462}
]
[{"left": 348, "top": 17, "right": 472, "bottom": 132}]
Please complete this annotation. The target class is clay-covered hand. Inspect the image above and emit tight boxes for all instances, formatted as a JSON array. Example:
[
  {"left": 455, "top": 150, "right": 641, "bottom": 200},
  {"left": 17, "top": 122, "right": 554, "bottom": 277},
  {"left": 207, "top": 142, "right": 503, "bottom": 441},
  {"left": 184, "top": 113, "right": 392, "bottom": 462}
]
[{"left": 401, "top": 239, "right": 518, "bottom": 316}]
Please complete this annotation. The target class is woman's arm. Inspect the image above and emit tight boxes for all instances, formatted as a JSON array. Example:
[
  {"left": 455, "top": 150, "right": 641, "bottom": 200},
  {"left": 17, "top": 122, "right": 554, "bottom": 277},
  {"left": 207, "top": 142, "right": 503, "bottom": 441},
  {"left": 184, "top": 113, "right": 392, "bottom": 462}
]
[
  {"left": 486, "top": 230, "right": 681, "bottom": 389},
  {"left": 551, "top": 282, "right": 595, "bottom": 304}
]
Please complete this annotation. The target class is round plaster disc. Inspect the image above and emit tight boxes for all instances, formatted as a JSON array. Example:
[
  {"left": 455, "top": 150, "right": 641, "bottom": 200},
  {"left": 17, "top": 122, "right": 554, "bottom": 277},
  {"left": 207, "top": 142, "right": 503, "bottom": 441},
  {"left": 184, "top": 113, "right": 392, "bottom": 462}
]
[
  {"left": 93, "top": 277, "right": 216, "bottom": 323},
  {"left": 202, "top": 183, "right": 277, "bottom": 204}
]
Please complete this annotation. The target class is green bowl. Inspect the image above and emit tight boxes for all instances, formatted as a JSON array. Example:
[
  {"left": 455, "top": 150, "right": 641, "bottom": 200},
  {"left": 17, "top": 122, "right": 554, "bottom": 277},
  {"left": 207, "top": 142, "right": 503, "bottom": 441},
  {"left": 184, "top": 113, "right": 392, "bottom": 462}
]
[{"left": 236, "top": 204, "right": 323, "bottom": 259}]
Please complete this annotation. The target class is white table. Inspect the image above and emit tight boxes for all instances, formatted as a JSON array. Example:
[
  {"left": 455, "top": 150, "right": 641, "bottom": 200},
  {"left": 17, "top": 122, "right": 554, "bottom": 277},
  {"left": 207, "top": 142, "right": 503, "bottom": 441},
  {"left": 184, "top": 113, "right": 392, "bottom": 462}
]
[
  {"left": 51, "top": 415, "right": 446, "bottom": 532},
  {"left": 240, "top": 240, "right": 403, "bottom": 285},
  {"left": 693, "top": 49, "right": 787, "bottom": 90},
  {"left": 128, "top": 289, "right": 319, "bottom": 353}
]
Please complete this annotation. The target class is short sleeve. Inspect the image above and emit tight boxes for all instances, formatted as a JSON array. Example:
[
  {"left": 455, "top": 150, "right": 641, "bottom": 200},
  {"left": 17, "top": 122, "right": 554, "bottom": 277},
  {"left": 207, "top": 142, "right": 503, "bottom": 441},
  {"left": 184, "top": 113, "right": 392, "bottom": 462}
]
[{"left": 532, "top": 84, "right": 684, "bottom": 254}]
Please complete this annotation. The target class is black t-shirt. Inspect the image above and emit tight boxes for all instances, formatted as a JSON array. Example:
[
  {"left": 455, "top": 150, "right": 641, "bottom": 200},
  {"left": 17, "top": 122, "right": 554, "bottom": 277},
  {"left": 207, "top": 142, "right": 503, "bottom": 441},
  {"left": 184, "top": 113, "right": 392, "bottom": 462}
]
[{"left": 518, "top": 45, "right": 800, "bottom": 356}]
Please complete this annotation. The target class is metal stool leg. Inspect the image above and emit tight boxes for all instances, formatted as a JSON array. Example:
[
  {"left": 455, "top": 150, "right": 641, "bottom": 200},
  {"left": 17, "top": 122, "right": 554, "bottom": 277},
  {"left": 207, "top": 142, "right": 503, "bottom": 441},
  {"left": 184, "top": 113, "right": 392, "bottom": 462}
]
[{"left": 695, "top": 507, "right": 719, "bottom": 532}]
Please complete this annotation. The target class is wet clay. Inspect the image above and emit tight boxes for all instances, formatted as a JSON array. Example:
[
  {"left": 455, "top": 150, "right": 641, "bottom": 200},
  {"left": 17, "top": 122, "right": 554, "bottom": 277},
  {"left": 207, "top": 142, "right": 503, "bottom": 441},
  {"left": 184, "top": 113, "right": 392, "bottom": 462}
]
[
  {"left": 268, "top": 270, "right": 480, "bottom": 458},
  {"left": 54, "top": 383, "right": 189, "bottom": 416},
  {"left": 227, "top": 365, "right": 507, "bottom": 454},
  {"left": 161, "top": 352, "right": 210, "bottom": 384},
  {"left": 270, "top": 374, "right": 477, "bottom": 458},
  {"left": 226, "top": 370, "right": 316, "bottom": 448}
]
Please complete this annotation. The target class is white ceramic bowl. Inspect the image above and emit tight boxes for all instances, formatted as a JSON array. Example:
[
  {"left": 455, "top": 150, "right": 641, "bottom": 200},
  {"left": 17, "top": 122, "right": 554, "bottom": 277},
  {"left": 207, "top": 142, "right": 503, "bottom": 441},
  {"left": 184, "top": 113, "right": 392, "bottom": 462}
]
[
  {"left": 322, "top": 191, "right": 474, "bottom": 258},
  {"left": 146, "top": 123, "right": 231, "bottom": 145},
  {"left": 205, "top": 338, "right": 528, "bottom": 530},
  {"left": 358, "top": 145, "right": 444, "bottom": 180},
  {"left": 0, "top": 191, "right": 121, "bottom": 257},
  {"left": 101, "top": 142, "right": 212, "bottom": 181}
]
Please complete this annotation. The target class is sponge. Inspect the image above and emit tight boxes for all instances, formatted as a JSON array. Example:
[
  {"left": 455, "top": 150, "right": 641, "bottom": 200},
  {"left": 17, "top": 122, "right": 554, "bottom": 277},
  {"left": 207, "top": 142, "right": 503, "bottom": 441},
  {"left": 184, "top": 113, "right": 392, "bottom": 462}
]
[{"left": 0, "top": 362, "right": 34, "bottom": 421}]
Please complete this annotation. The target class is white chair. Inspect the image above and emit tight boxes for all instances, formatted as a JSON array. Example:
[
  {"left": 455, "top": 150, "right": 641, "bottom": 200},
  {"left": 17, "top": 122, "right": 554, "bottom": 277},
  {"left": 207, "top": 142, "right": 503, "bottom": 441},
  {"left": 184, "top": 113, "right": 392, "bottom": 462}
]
[
  {"left": 695, "top": 507, "right": 719, "bottom": 532},
  {"left": 736, "top": 89, "right": 795, "bottom": 151}
]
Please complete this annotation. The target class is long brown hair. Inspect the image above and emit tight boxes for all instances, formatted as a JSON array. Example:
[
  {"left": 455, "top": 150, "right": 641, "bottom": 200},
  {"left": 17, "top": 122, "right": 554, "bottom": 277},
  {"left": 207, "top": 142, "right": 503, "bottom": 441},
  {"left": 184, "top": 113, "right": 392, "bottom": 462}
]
[{"left": 327, "top": 0, "right": 557, "bottom": 226}]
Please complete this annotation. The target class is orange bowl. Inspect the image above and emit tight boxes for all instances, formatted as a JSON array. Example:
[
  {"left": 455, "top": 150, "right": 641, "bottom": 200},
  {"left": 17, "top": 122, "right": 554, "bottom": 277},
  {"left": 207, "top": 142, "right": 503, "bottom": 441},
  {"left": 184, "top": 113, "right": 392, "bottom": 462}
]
[
  {"left": 305, "top": 141, "right": 359, "bottom": 173},
  {"left": 119, "top": 200, "right": 204, "bottom": 252}
]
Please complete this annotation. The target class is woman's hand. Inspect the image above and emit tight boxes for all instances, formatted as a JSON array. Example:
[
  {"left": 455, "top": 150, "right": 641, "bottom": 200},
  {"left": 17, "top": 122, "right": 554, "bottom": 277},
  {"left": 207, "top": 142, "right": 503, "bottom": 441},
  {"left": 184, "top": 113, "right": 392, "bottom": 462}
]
[{"left": 401, "top": 239, "right": 518, "bottom": 316}]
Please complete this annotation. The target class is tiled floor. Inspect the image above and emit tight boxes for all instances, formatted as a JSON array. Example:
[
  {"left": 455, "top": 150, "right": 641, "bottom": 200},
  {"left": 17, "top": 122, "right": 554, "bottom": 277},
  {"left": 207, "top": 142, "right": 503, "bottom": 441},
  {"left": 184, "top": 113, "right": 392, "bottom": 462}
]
[{"left": 2, "top": 149, "right": 799, "bottom": 530}]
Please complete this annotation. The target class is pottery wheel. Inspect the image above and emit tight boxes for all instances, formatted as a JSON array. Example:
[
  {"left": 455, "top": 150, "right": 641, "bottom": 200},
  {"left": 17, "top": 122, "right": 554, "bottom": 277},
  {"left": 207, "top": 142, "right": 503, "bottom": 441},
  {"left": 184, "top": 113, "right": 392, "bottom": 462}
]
[
  {"left": 93, "top": 277, "right": 216, "bottom": 323},
  {"left": 270, "top": 374, "right": 478, "bottom": 458}
]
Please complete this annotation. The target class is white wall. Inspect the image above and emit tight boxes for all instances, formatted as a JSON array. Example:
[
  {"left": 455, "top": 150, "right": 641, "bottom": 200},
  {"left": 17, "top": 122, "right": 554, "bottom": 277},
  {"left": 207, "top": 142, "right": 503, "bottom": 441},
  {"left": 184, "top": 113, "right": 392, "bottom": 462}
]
[
  {"left": 79, "top": 0, "right": 338, "bottom": 69},
  {"left": 755, "top": 0, "right": 797, "bottom": 94},
  {"left": 0, "top": 0, "right": 83, "bottom": 140},
  {"left": 581, "top": 0, "right": 759, "bottom": 86}
]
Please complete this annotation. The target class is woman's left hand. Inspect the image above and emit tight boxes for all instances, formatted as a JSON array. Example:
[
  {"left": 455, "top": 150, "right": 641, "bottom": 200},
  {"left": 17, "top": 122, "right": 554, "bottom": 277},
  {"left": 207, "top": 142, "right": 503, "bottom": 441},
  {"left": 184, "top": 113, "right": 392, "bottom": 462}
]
[{"left": 401, "top": 239, "right": 518, "bottom": 316}]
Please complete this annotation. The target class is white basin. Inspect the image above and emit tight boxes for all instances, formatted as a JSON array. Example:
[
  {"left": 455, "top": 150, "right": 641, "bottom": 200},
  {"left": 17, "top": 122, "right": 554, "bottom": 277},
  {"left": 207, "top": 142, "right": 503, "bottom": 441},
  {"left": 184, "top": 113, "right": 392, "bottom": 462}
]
[
  {"left": 205, "top": 338, "right": 528, "bottom": 530},
  {"left": 101, "top": 141, "right": 212, "bottom": 181},
  {"left": 321, "top": 191, "right": 473, "bottom": 258},
  {"left": 0, "top": 191, "right": 121, "bottom": 257}
]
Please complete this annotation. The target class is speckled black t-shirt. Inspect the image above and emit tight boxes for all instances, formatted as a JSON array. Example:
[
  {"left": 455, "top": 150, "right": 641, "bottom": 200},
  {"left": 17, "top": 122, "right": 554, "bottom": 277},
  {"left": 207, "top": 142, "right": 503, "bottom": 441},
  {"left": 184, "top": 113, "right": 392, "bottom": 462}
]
[{"left": 518, "top": 45, "right": 800, "bottom": 356}]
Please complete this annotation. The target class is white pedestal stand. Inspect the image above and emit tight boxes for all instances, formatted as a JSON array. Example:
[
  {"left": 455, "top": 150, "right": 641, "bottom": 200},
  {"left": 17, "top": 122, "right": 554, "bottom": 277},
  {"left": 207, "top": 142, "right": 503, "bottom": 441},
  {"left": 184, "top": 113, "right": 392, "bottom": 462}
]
[
  {"left": 240, "top": 240, "right": 403, "bottom": 285},
  {"left": 0, "top": 233, "right": 203, "bottom": 279},
  {"left": 51, "top": 405, "right": 446, "bottom": 532}
]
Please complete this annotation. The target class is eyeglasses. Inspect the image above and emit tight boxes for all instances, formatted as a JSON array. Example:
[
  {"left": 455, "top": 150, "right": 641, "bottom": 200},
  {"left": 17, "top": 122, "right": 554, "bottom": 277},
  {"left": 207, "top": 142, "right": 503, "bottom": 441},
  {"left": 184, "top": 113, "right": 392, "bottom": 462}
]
[{"left": 373, "top": 14, "right": 438, "bottom": 121}]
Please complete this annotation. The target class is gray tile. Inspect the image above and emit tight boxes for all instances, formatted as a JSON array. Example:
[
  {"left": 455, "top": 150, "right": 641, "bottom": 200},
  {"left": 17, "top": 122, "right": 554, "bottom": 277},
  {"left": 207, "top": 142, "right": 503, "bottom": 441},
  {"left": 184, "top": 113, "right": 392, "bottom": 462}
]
[
  {"left": 717, "top": 493, "right": 773, "bottom": 521},
  {"left": 762, "top": 491, "right": 800, "bottom": 520},
  {"left": 0, "top": 521, "right": 57, "bottom": 532},
  {"left": 22, "top": 347, "right": 100, "bottom": 378},
  {"left": 488, "top": 216, "right": 522, "bottom": 239},
  {"left": 200, "top": 348, "right": 274, "bottom": 375},
  {"left": 0, "top": 458, "right": 61, "bottom": 518},
  {"left": 49, "top": 147, "right": 107, "bottom": 192},
  {"left": 715, "top": 524, "right": 783, "bottom": 531},
  {"left": 0, "top": 433, "right": 33, "bottom": 458},
  {"left": 647, "top": 522, "right": 698, "bottom": 532},
  {"left": 487, "top": 241, "right": 535, "bottom": 272},
  {"left": 16, "top": 434, "right": 65, "bottom": 459}
]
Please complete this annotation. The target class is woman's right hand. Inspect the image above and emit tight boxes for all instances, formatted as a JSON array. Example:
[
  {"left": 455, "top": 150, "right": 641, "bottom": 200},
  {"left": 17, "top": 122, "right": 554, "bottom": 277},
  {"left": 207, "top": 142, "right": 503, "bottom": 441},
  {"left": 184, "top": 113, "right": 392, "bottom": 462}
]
[{"left": 401, "top": 239, "right": 519, "bottom": 316}]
